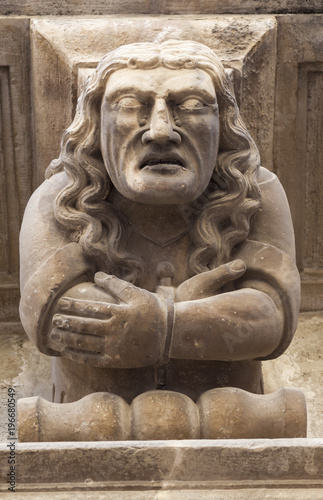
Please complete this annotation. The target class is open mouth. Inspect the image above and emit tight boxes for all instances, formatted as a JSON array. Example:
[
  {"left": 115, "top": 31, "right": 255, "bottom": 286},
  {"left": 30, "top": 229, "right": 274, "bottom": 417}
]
[{"left": 140, "top": 158, "right": 185, "bottom": 171}]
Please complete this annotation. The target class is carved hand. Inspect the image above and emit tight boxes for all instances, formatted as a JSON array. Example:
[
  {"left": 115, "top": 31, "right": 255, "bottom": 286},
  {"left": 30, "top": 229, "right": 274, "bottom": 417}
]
[
  {"left": 175, "top": 259, "right": 247, "bottom": 302},
  {"left": 49, "top": 272, "right": 167, "bottom": 368},
  {"left": 172, "top": 259, "right": 284, "bottom": 361}
]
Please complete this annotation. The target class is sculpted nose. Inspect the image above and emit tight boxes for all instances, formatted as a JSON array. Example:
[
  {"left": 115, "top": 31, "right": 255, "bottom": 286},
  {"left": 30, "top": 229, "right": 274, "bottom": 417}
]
[{"left": 142, "top": 98, "right": 181, "bottom": 145}]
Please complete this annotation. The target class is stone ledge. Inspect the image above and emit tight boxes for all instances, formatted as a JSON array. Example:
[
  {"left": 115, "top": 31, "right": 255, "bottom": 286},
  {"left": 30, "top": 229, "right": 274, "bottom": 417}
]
[
  {"left": 0, "top": 1, "right": 322, "bottom": 16},
  {"left": 1, "top": 439, "right": 322, "bottom": 496}
]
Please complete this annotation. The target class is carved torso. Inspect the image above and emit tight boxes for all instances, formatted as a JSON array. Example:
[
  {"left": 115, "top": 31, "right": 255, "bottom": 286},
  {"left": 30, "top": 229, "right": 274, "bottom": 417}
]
[{"left": 20, "top": 167, "right": 299, "bottom": 403}]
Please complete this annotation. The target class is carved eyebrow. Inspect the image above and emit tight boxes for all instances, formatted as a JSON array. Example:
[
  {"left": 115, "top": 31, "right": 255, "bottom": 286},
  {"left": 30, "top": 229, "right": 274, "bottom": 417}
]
[
  {"left": 105, "top": 86, "right": 216, "bottom": 104},
  {"left": 105, "top": 87, "right": 150, "bottom": 103},
  {"left": 168, "top": 88, "right": 216, "bottom": 104}
]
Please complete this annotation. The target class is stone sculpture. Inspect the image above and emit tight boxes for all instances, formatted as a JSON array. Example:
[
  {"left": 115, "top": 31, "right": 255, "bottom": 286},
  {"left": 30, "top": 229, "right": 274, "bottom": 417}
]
[{"left": 18, "top": 40, "right": 306, "bottom": 441}]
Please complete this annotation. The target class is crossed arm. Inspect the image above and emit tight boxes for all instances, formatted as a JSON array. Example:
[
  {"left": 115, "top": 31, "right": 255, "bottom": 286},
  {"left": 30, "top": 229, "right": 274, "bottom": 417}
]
[
  {"left": 47, "top": 259, "right": 284, "bottom": 368},
  {"left": 19, "top": 170, "right": 300, "bottom": 367}
]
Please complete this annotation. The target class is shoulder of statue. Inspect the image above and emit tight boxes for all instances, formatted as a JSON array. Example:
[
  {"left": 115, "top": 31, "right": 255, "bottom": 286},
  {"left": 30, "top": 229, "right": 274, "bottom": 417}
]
[
  {"left": 257, "top": 166, "right": 278, "bottom": 185},
  {"left": 20, "top": 171, "right": 71, "bottom": 290},
  {"left": 21, "top": 172, "right": 68, "bottom": 230},
  {"left": 248, "top": 166, "right": 296, "bottom": 261},
  {"left": 29, "top": 171, "right": 68, "bottom": 209},
  {"left": 22, "top": 171, "right": 68, "bottom": 228}
]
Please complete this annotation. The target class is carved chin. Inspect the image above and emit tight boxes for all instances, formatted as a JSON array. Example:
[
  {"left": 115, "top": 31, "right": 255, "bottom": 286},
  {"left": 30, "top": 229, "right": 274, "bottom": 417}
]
[{"left": 121, "top": 169, "right": 201, "bottom": 204}]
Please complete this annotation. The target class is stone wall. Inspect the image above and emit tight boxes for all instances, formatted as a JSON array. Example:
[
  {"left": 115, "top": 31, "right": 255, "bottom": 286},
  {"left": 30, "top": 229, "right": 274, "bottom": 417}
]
[{"left": 1, "top": 0, "right": 322, "bottom": 16}]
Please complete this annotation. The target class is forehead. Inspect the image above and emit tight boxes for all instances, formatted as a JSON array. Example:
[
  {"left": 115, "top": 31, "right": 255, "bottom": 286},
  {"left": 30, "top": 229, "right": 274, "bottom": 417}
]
[{"left": 104, "top": 67, "right": 216, "bottom": 98}]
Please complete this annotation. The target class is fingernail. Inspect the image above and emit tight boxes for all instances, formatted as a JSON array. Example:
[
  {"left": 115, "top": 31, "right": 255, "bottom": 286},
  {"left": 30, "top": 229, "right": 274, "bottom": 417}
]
[
  {"left": 53, "top": 316, "right": 63, "bottom": 327},
  {"left": 230, "top": 260, "right": 246, "bottom": 272},
  {"left": 59, "top": 298, "right": 69, "bottom": 309},
  {"left": 51, "top": 330, "right": 62, "bottom": 342},
  {"left": 95, "top": 272, "right": 108, "bottom": 281}
]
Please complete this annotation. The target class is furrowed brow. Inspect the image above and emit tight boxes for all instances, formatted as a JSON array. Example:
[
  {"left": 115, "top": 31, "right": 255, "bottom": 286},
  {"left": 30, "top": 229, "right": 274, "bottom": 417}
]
[
  {"left": 105, "top": 86, "right": 150, "bottom": 102},
  {"left": 169, "top": 87, "right": 216, "bottom": 103}
]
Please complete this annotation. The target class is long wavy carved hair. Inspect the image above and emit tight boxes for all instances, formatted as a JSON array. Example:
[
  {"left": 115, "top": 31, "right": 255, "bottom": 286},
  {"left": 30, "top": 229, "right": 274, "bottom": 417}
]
[{"left": 46, "top": 40, "right": 261, "bottom": 283}]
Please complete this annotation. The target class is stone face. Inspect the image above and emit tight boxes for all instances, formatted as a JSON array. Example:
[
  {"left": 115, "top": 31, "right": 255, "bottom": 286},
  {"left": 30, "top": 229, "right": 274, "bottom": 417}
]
[{"left": 18, "top": 39, "right": 305, "bottom": 441}]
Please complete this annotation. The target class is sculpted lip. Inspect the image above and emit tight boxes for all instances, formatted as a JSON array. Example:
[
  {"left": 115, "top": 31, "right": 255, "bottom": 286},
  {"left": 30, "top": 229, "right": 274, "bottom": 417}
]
[{"left": 140, "top": 158, "right": 185, "bottom": 171}]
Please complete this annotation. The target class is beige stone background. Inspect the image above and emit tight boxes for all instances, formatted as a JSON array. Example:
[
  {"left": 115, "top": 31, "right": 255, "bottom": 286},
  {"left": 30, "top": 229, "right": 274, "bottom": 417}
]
[{"left": 0, "top": 2, "right": 322, "bottom": 443}]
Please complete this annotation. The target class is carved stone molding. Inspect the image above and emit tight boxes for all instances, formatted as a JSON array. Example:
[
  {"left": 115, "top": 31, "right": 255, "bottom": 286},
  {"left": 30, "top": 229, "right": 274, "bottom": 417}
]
[
  {"left": 1, "top": 439, "right": 322, "bottom": 498},
  {"left": 274, "top": 14, "right": 323, "bottom": 310},
  {"left": 31, "top": 16, "right": 277, "bottom": 185},
  {"left": 0, "top": 0, "right": 322, "bottom": 16},
  {"left": 0, "top": 19, "right": 32, "bottom": 333}
]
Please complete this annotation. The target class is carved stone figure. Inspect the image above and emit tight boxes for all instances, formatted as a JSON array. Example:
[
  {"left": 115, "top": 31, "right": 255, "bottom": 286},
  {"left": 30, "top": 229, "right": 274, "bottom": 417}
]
[{"left": 18, "top": 40, "right": 306, "bottom": 441}]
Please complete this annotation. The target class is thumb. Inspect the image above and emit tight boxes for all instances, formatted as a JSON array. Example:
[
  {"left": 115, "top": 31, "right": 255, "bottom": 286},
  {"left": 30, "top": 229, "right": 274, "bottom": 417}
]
[
  {"left": 94, "top": 273, "right": 141, "bottom": 303},
  {"left": 175, "top": 259, "right": 246, "bottom": 302}
]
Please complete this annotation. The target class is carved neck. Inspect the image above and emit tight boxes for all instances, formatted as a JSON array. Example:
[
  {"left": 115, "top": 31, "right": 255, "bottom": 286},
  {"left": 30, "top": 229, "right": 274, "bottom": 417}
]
[{"left": 109, "top": 189, "right": 189, "bottom": 245}]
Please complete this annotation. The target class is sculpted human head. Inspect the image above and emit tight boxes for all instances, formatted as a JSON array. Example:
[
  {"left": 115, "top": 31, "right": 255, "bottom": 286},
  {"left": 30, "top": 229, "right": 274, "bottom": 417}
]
[
  {"left": 101, "top": 64, "right": 219, "bottom": 204},
  {"left": 50, "top": 40, "right": 248, "bottom": 202},
  {"left": 48, "top": 40, "right": 260, "bottom": 278}
]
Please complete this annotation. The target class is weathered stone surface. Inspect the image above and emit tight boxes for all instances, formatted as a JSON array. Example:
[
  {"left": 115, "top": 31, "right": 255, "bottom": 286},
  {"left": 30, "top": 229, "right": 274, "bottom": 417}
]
[
  {"left": 0, "top": 315, "right": 322, "bottom": 493},
  {"left": 0, "top": 0, "right": 322, "bottom": 16},
  {"left": 0, "top": 19, "right": 33, "bottom": 334},
  {"left": 18, "top": 386, "right": 307, "bottom": 441},
  {"left": 274, "top": 14, "right": 323, "bottom": 311},
  {"left": 198, "top": 387, "right": 306, "bottom": 439},
  {"left": 18, "top": 392, "right": 131, "bottom": 442},
  {"left": 0, "top": 439, "right": 322, "bottom": 497},
  {"left": 263, "top": 311, "right": 323, "bottom": 440},
  {"left": 131, "top": 391, "right": 200, "bottom": 440},
  {"left": 0, "top": 332, "right": 51, "bottom": 442},
  {"left": 1, "top": 312, "right": 321, "bottom": 442},
  {"left": 0, "top": 490, "right": 323, "bottom": 499}
]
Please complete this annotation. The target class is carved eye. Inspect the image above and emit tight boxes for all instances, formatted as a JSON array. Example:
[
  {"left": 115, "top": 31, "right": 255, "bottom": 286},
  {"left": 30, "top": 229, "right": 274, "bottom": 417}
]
[
  {"left": 179, "top": 98, "right": 205, "bottom": 110},
  {"left": 117, "top": 96, "right": 143, "bottom": 108}
]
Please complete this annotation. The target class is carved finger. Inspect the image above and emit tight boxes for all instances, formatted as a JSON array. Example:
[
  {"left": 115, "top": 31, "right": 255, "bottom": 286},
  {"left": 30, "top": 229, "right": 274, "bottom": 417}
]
[
  {"left": 94, "top": 272, "right": 142, "bottom": 303},
  {"left": 50, "top": 329, "right": 105, "bottom": 353},
  {"left": 175, "top": 259, "right": 246, "bottom": 302},
  {"left": 52, "top": 314, "right": 114, "bottom": 336},
  {"left": 57, "top": 297, "right": 121, "bottom": 318},
  {"left": 61, "top": 348, "right": 114, "bottom": 368}
]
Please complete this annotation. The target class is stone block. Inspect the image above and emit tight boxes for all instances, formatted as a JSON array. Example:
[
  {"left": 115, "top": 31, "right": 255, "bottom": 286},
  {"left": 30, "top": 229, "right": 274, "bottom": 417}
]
[
  {"left": 0, "top": 0, "right": 322, "bottom": 16},
  {"left": 0, "top": 439, "right": 322, "bottom": 497}
]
